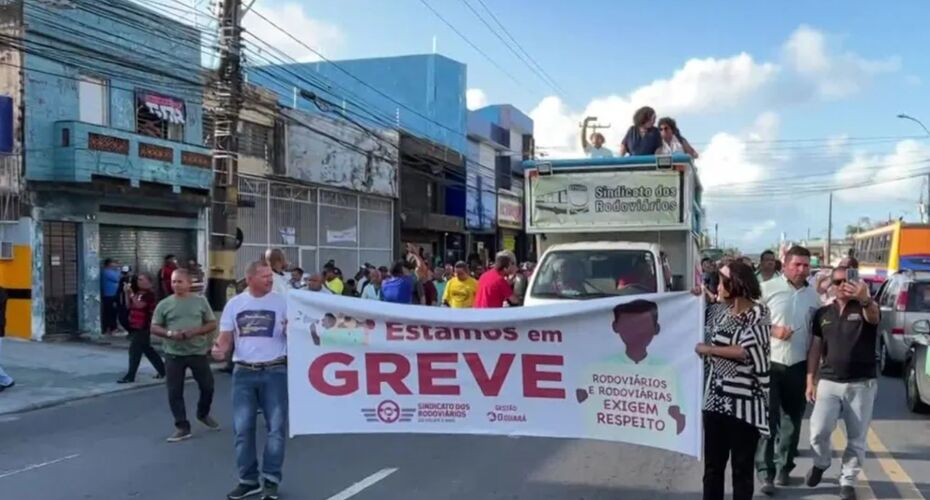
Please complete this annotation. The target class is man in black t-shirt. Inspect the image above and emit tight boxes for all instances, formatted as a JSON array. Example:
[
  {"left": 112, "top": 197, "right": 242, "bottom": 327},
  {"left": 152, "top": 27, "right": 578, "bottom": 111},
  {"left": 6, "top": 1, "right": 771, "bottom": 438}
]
[{"left": 804, "top": 266, "right": 880, "bottom": 499}]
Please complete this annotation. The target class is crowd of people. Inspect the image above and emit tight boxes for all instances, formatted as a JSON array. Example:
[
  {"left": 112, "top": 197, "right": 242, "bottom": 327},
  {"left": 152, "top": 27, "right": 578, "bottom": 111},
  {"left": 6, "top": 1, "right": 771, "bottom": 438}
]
[
  {"left": 696, "top": 247, "right": 879, "bottom": 500},
  {"left": 581, "top": 106, "right": 701, "bottom": 159},
  {"left": 50, "top": 240, "right": 878, "bottom": 500},
  {"left": 273, "top": 244, "right": 535, "bottom": 309}
]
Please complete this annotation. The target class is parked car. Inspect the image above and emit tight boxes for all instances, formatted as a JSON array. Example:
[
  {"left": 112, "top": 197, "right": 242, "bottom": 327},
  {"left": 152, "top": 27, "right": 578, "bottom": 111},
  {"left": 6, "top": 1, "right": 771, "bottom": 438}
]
[
  {"left": 903, "top": 319, "right": 930, "bottom": 414},
  {"left": 875, "top": 271, "right": 930, "bottom": 375}
]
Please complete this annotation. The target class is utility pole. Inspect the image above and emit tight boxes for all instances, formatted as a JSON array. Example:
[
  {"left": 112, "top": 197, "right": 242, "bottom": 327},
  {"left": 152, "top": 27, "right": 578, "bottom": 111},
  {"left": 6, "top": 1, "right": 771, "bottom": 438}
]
[
  {"left": 207, "top": 0, "right": 244, "bottom": 311},
  {"left": 714, "top": 223, "right": 719, "bottom": 248},
  {"left": 897, "top": 113, "right": 930, "bottom": 223},
  {"left": 826, "top": 191, "right": 833, "bottom": 266}
]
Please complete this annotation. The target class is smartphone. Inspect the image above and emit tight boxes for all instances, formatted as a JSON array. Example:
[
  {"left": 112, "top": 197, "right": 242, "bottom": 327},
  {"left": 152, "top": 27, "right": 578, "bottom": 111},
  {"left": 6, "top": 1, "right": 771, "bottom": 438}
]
[{"left": 846, "top": 268, "right": 860, "bottom": 283}]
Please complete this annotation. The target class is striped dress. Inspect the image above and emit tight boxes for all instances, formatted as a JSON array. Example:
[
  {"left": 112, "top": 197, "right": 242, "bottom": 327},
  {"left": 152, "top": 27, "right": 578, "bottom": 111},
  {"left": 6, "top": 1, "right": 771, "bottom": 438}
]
[{"left": 703, "top": 302, "right": 772, "bottom": 436}]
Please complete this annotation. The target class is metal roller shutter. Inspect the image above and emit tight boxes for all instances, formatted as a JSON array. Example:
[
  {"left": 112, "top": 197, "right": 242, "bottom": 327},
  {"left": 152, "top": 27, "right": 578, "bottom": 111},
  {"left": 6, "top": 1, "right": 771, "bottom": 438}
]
[
  {"left": 99, "top": 226, "right": 138, "bottom": 270},
  {"left": 99, "top": 225, "right": 196, "bottom": 279},
  {"left": 136, "top": 228, "right": 196, "bottom": 278}
]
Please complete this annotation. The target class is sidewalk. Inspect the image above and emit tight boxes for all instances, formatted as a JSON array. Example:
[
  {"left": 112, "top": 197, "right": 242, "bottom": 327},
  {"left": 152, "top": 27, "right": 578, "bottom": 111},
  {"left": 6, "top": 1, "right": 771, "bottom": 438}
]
[{"left": 0, "top": 338, "right": 216, "bottom": 416}]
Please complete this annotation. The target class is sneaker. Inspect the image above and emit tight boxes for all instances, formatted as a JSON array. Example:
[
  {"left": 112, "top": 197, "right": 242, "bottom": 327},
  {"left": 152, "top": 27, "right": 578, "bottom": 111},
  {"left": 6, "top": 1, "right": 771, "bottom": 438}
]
[
  {"left": 0, "top": 381, "right": 14, "bottom": 392},
  {"left": 760, "top": 477, "right": 776, "bottom": 495},
  {"left": 166, "top": 428, "right": 192, "bottom": 443},
  {"left": 117, "top": 376, "right": 134, "bottom": 384},
  {"left": 261, "top": 480, "right": 280, "bottom": 500},
  {"left": 198, "top": 415, "right": 221, "bottom": 431},
  {"left": 806, "top": 466, "right": 826, "bottom": 487},
  {"left": 775, "top": 469, "right": 791, "bottom": 486},
  {"left": 227, "top": 483, "right": 262, "bottom": 500},
  {"left": 840, "top": 485, "right": 857, "bottom": 500}
]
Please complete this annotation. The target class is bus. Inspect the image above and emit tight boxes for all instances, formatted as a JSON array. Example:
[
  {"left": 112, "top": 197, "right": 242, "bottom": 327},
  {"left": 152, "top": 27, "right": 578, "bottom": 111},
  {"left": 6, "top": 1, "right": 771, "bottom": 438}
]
[{"left": 852, "top": 222, "right": 930, "bottom": 278}]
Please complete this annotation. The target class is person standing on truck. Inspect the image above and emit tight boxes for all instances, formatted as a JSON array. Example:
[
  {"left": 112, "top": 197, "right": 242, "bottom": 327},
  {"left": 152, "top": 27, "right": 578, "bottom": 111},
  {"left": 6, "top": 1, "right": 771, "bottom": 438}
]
[
  {"left": 581, "top": 117, "right": 614, "bottom": 158},
  {"left": 619, "top": 106, "right": 662, "bottom": 156},
  {"left": 755, "top": 246, "right": 819, "bottom": 494},
  {"left": 475, "top": 251, "right": 518, "bottom": 308},
  {"left": 657, "top": 117, "right": 700, "bottom": 158}
]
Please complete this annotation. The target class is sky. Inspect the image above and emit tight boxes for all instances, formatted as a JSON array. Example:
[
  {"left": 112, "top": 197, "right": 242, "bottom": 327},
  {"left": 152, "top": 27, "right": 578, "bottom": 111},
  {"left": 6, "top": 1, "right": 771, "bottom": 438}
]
[{"left": 179, "top": 0, "right": 930, "bottom": 252}]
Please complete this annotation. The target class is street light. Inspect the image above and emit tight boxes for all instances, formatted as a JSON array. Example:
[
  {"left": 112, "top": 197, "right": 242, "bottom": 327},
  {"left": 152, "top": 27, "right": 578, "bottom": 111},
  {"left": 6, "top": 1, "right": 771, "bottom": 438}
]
[
  {"left": 897, "top": 113, "right": 930, "bottom": 222},
  {"left": 897, "top": 113, "right": 930, "bottom": 136}
]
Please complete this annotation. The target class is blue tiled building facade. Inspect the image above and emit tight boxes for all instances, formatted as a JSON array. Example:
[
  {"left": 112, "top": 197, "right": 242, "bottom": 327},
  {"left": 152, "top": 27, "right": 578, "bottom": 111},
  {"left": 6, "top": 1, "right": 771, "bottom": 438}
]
[{"left": 0, "top": 0, "right": 212, "bottom": 338}]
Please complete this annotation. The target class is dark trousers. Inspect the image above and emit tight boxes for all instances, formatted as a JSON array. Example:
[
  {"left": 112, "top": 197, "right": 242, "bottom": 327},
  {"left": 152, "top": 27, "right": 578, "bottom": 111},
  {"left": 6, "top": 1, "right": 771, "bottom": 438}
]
[
  {"left": 704, "top": 411, "right": 760, "bottom": 500},
  {"left": 165, "top": 354, "right": 214, "bottom": 431},
  {"left": 125, "top": 329, "right": 165, "bottom": 380},
  {"left": 101, "top": 295, "right": 118, "bottom": 332},
  {"left": 756, "top": 361, "right": 807, "bottom": 478}
]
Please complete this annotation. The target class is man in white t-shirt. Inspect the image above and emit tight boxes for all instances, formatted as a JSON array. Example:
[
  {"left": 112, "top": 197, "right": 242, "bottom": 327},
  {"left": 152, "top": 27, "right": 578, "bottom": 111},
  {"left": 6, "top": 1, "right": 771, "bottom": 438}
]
[{"left": 213, "top": 260, "right": 288, "bottom": 500}]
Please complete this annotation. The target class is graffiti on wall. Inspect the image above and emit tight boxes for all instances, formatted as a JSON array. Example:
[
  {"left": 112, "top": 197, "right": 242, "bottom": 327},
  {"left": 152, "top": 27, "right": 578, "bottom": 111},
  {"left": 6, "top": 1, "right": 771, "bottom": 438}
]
[{"left": 285, "top": 110, "right": 398, "bottom": 198}]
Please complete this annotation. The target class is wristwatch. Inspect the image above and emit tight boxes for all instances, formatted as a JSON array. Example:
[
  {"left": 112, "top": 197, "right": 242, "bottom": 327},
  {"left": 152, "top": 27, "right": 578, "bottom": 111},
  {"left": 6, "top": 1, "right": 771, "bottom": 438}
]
[{"left": 167, "top": 330, "right": 175, "bottom": 338}]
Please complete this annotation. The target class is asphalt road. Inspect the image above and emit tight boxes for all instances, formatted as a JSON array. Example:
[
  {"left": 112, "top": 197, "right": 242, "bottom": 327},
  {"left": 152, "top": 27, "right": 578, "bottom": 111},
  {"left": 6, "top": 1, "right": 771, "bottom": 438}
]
[{"left": 0, "top": 373, "right": 927, "bottom": 500}]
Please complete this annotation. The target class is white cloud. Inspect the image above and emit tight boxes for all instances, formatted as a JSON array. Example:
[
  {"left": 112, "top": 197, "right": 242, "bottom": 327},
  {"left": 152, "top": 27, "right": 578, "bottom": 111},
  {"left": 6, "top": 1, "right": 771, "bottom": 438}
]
[
  {"left": 529, "top": 53, "right": 777, "bottom": 157},
  {"left": 834, "top": 139, "right": 930, "bottom": 202},
  {"left": 782, "top": 25, "right": 900, "bottom": 99},
  {"left": 743, "top": 220, "right": 777, "bottom": 243},
  {"left": 697, "top": 111, "right": 779, "bottom": 190},
  {"left": 826, "top": 134, "right": 850, "bottom": 157},
  {"left": 530, "top": 25, "right": 900, "bottom": 160},
  {"left": 466, "top": 88, "right": 488, "bottom": 110},
  {"left": 245, "top": 3, "right": 343, "bottom": 63}
]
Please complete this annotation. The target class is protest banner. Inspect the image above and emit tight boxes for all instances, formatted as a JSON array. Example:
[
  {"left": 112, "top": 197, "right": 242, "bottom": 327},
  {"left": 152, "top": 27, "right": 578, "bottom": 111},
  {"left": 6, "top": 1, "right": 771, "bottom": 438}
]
[{"left": 287, "top": 291, "right": 704, "bottom": 457}]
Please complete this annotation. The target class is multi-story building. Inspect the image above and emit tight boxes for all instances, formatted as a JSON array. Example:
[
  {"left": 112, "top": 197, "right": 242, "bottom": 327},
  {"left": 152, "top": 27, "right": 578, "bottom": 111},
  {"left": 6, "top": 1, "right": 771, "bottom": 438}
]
[
  {"left": 471, "top": 105, "right": 534, "bottom": 261},
  {"left": 0, "top": 0, "right": 212, "bottom": 339},
  {"left": 251, "top": 54, "right": 468, "bottom": 267},
  {"left": 221, "top": 81, "right": 398, "bottom": 277},
  {"left": 465, "top": 110, "right": 508, "bottom": 264}
]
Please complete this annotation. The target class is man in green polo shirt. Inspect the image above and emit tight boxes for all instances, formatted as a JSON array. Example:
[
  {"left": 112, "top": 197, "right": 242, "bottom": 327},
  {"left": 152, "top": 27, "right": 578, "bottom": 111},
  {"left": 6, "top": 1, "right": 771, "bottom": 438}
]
[{"left": 152, "top": 268, "right": 219, "bottom": 442}]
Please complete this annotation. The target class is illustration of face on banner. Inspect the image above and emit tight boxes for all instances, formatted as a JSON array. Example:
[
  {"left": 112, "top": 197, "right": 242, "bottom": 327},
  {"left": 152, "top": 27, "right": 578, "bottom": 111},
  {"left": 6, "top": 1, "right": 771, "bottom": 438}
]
[{"left": 287, "top": 291, "right": 704, "bottom": 458}]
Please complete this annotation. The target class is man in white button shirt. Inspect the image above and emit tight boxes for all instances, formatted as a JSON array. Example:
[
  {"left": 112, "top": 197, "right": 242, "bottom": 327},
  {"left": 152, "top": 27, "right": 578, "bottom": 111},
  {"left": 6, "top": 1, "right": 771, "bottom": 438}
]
[{"left": 755, "top": 246, "right": 819, "bottom": 494}]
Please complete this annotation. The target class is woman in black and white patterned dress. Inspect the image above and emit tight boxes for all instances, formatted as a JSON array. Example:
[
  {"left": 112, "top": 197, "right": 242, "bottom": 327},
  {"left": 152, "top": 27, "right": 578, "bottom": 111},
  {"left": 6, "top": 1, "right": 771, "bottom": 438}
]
[{"left": 695, "top": 261, "right": 771, "bottom": 500}]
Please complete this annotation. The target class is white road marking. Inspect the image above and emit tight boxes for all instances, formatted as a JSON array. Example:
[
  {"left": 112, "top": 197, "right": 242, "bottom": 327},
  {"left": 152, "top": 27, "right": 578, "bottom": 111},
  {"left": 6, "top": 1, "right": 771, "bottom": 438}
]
[
  {"left": 0, "top": 454, "right": 80, "bottom": 480},
  {"left": 325, "top": 467, "right": 398, "bottom": 500}
]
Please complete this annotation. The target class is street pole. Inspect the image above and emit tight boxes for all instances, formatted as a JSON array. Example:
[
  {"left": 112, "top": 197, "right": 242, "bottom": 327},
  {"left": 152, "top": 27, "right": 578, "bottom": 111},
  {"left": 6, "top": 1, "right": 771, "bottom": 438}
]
[
  {"left": 897, "top": 113, "right": 930, "bottom": 223},
  {"left": 826, "top": 191, "right": 833, "bottom": 266},
  {"left": 207, "top": 0, "right": 243, "bottom": 311},
  {"left": 714, "top": 223, "right": 718, "bottom": 248}
]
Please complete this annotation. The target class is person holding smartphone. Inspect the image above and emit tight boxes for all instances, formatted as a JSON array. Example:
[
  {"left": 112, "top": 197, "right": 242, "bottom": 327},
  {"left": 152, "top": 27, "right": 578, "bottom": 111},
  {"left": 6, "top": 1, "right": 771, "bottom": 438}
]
[{"left": 805, "top": 265, "right": 880, "bottom": 499}]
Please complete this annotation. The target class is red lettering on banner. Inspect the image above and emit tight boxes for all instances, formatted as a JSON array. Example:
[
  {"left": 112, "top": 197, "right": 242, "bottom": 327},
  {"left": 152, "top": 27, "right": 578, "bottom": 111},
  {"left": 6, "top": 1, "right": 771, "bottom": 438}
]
[
  {"left": 307, "top": 352, "right": 566, "bottom": 398},
  {"left": 418, "top": 353, "right": 460, "bottom": 395},
  {"left": 522, "top": 354, "right": 566, "bottom": 399},
  {"left": 308, "top": 352, "right": 358, "bottom": 396},
  {"left": 464, "top": 353, "right": 515, "bottom": 396},
  {"left": 386, "top": 322, "right": 404, "bottom": 341},
  {"left": 366, "top": 353, "right": 413, "bottom": 395}
]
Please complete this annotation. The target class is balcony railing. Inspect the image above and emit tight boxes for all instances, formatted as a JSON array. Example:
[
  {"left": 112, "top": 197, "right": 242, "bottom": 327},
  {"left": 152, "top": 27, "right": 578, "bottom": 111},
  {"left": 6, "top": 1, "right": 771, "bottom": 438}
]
[{"left": 51, "top": 121, "right": 213, "bottom": 192}]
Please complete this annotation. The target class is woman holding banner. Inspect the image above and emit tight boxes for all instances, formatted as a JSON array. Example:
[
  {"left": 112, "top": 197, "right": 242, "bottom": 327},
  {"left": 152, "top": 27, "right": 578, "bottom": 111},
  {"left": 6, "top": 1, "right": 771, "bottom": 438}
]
[{"left": 695, "top": 261, "right": 771, "bottom": 500}]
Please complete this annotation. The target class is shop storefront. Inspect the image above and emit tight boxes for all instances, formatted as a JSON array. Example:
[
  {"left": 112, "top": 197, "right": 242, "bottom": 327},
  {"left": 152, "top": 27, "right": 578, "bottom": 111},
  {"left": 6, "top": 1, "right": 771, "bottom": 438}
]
[{"left": 497, "top": 193, "right": 525, "bottom": 260}]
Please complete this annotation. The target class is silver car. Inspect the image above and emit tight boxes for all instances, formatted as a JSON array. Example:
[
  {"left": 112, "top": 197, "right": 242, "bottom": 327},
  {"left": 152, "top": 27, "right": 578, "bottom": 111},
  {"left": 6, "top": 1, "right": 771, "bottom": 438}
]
[{"left": 876, "top": 271, "right": 930, "bottom": 375}]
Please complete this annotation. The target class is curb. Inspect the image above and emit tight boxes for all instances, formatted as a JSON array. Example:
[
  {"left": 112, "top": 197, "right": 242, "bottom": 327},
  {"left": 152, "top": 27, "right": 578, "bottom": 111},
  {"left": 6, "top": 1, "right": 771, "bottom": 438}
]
[{"left": 0, "top": 365, "right": 230, "bottom": 417}]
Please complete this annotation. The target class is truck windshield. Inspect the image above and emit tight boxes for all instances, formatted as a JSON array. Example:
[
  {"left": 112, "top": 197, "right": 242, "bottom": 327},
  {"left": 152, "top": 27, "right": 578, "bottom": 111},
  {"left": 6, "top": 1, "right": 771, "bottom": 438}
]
[{"left": 530, "top": 250, "right": 657, "bottom": 299}]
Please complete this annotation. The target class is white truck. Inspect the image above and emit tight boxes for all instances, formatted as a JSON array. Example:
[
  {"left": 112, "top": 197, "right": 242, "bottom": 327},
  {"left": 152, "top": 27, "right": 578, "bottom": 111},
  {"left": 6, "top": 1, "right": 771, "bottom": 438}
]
[{"left": 522, "top": 154, "right": 705, "bottom": 306}]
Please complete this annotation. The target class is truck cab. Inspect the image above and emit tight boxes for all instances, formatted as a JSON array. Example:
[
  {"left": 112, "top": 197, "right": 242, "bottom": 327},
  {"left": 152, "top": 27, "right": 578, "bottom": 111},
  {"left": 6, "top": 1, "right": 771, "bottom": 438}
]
[{"left": 523, "top": 154, "right": 704, "bottom": 306}]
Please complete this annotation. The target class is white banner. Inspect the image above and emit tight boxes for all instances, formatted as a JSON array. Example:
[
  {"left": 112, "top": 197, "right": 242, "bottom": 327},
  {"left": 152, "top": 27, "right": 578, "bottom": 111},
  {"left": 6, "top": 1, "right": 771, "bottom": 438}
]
[
  {"left": 529, "top": 170, "right": 682, "bottom": 230},
  {"left": 287, "top": 291, "right": 704, "bottom": 457}
]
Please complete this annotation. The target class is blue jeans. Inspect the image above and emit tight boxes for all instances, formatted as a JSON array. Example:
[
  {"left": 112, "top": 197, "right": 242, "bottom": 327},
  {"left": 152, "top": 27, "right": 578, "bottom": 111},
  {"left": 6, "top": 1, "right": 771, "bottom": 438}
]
[{"left": 232, "top": 364, "right": 288, "bottom": 485}]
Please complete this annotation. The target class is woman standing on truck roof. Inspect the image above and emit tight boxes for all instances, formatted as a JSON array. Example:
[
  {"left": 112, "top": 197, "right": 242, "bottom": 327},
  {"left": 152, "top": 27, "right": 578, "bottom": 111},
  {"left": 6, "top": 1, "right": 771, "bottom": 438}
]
[{"left": 619, "top": 106, "right": 662, "bottom": 156}]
